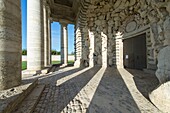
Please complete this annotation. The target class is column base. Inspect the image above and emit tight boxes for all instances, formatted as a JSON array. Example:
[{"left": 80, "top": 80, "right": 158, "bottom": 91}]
[
  {"left": 60, "top": 63, "right": 68, "bottom": 67},
  {"left": 22, "top": 68, "right": 49, "bottom": 75},
  {"left": 74, "top": 59, "right": 84, "bottom": 67}
]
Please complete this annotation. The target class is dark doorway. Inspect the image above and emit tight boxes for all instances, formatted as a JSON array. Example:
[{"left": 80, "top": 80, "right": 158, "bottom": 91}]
[{"left": 123, "top": 33, "right": 146, "bottom": 70}]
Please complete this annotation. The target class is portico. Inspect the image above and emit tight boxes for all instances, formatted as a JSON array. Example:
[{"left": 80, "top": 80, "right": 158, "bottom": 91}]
[{"left": 0, "top": 0, "right": 170, "bottom": 112}]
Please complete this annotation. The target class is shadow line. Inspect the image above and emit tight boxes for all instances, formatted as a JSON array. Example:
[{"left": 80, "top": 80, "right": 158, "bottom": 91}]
[
  {"left": 87, "top": 67, "right": 141, "bottom": 113},
  {"left": 34, "top": 67, "right": 101, "bottom": 113},
  {"left": 125, "top": 69, "right": 159, "bottom": 99}
]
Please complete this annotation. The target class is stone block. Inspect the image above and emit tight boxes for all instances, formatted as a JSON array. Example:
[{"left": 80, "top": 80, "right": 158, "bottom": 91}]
[
  {"left": 156, "top": 46, "right": 170, "bottom": 84},
  {"left": 149, "top": 81, "right": 170, "bottom": 113}
]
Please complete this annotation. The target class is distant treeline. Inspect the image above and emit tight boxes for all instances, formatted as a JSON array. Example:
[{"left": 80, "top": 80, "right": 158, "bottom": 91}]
[{"left": 22, "top": 50, "right": 74, "bottom": 55}]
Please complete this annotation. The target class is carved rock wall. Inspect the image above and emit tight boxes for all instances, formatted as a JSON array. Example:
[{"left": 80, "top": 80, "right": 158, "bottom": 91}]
[
  {"left": 75, "top": 0, "right": 170, "bottom": 81},
  {"left": 77, "top": 0, "right": 170, "bottom": 74},
  {"left": 74, "top": 0, "right": 170, "bottom": 112}
]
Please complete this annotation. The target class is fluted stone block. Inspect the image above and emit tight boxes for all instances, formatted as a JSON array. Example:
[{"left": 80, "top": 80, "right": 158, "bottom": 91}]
[
  {"left": 27, "top": 0, "right": 44, "bottom": 70},
  {"left": 0, "top": 0, "right": 21, "bottom": 90}
]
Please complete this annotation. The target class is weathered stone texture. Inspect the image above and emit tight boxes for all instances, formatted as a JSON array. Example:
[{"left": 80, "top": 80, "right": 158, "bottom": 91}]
[
  {"left": 76, "top": 0, "right": 170, "bottom": 72},
  {"left": 156, "top": 46, "right": 170, "bottom": 84},
  {"left": 149, "top": 81, "right": 170, "bottom": 113},
  {"left": 74, "top": 0, "right": 170, "bottom": 112},
  {"left": 0, "top": 0, "right": 21, "bottom": 90}
]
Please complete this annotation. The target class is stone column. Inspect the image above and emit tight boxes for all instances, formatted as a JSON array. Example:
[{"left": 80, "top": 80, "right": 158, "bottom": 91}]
[
  {"left": 60, "top": 23, "right": 68, "bottom": 65},
  {"left": 0, "top": 0, "right": 21, "bottom": 90},
  {"left": 115, "top": 38, "right": 123, "bottom": 68},
  {"left": 89, "top": 31, "right": 95, "bottom": 67},
  {"left": 47, "top": 7, "right": 52, "bottom": 65},
  {"left": 74, "top": 24, "right": 83, "bottom": 67},
  {"left": 74, "top": 25, "right": 77, "bottom": 61},
  {"left": 48, "top": 21, "right": 52, "bottom": 65},
  {"left": 101, "top": 32, "right": 108, "bottom": 67},
  {"left": 43, "top": 0, "right": 48, "bottom": 67},
  {"left": 27, "top": 0, "right": 44, "bottom": 70}
]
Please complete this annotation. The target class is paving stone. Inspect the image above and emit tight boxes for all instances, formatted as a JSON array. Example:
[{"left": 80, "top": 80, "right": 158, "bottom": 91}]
[{"left": 31, "top": 67, "right": 161, "bottom": 113}]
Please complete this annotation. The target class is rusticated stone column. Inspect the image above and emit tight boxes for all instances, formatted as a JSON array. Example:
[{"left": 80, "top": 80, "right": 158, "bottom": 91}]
[
  {"left": 74, "top": 23, "right": 83, "bottom": 67},
  {"left": 0, "top": 0, "right": 21, "bottom": 90},
  {"left": 89, "top": 31, "right": 95, "bottom": 67},
  {"left": 27, "top": 0, "right": 44, "bottom": 70},
  {"left": 101, "top": 32, "right": 108, "bottom": 67},
  {"left": 60, "top": 23, "right": 68, "bottom": 65}
]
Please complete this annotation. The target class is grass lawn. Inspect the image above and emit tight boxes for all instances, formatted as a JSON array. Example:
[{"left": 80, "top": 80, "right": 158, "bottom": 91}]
[
  {"left": 52, "top": 60, "right": 74, "bottom": 64},
  {"left": 22, "top": 61, "right": 27, "bottom": 70},
  {"left": 22, "top": 60, "right": 75, "bottom": 70},
  {"left": 52, "top": 61, "right": 61, "bottom": 64},
  {"left": 68, "top": 60, "right": 74, "bottom": 64}
]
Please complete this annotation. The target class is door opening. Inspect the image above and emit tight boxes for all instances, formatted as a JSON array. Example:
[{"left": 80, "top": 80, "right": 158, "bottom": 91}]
[{"left": 123, "top": 33, "right": 146, "bottom": 70}]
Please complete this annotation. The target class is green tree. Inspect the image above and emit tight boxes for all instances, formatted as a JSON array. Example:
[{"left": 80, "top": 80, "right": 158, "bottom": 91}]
[
  {"left": 22, "top": 49, "right": 27, "bottom": 55},
  {"left": 51, "top": 50, "right": 57, "bottom": 55},
  {"left": 56, "top": 51, "right": 60, "bottom": 55}
]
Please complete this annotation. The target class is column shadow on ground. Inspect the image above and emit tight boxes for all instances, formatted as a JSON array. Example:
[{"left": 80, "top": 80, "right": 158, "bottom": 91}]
[
  {"left": 87, "top": 67, "right": 141, "bottom": 113},
  {"left": 34, "top": 67, "right": 101, "bottom": 113},
  {"left": 39, "top": 67, "right": 86, "bottom": 85},
  {"left": 126, "top": 69, "right": 159, "bottom": 99}
]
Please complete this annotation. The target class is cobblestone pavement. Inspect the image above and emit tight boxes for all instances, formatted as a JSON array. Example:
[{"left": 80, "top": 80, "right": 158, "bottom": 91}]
[{"left": 33, "top": 66, "right": 162, "bottom": 113}]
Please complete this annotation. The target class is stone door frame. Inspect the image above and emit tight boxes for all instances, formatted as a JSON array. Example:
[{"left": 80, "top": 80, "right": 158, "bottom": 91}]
[{"left": 115, "top": 25, "right": 156, "bottom": 70}]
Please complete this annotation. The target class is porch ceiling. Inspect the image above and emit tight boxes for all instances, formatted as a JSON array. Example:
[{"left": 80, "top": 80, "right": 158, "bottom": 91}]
[{"left": 48, "top": 0, "right": 80, "bottom": 24}]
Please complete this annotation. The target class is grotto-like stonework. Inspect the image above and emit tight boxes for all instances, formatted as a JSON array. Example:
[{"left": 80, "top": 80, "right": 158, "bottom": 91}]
[
  {"left": 75, "top": 0, "right": 170, "bottom": 81},
  {"left": 74, "top": 0, "right": 170, "bottom": 112}
]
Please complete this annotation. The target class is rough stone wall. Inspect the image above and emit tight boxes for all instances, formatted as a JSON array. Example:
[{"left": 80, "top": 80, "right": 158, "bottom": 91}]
[
  {"left": 75, "top": 0, "right": 170, "bottom": 82},
  {"left": 74, "top": 0, "right": 90, "bottom": 67},
  {"left": 85, "top": 0, "right": 151, "bottom": 66},
  {"left": 74, "top": 0, "right": 170, "bottom": 112},
  {"left": 76, "top": 0, "right": 170, "bottom": 67}
]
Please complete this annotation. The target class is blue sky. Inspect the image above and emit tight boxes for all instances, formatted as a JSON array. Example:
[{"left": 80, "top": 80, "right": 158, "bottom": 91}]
[{"left": 21, "top": 0, "right": 75, "bottom": 54}]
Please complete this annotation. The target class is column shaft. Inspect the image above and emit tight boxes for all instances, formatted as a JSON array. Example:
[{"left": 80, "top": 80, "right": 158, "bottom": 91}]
[
  {"left": 48, "top": 19, "right": 52, "bottom": 65},
  {"left": 60, "top": 23, "right": 68, "bottom": 65},
  {"left": 74, "top": 25, "right": 83, "bottom": 67},
  {"left": 0, "top": 0, "right": 21, "bottom": 90},
  {"left": 27, "top": 0, "right": 44, "bottom": 70},
  {"left": 43, "top": 2, "right": 48, "bottom": 67},
  {"left": 89, "top": 31, "right": 95, "bottom": 67},
  {"left": 101, "top": 32, "right": 108, "bottom": 67}
]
